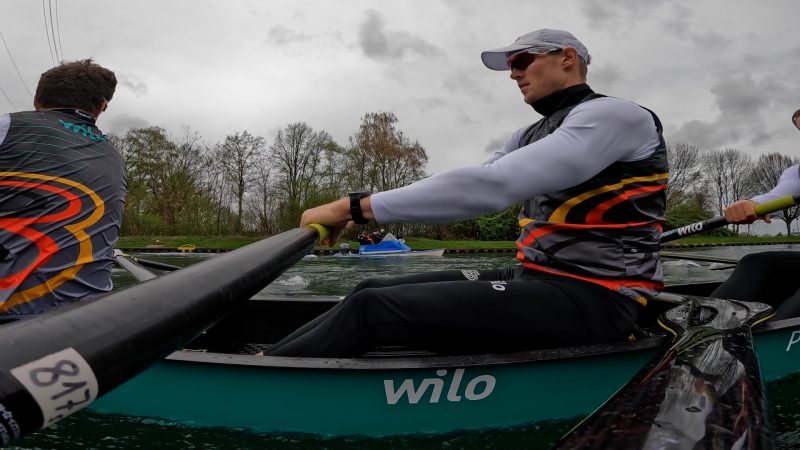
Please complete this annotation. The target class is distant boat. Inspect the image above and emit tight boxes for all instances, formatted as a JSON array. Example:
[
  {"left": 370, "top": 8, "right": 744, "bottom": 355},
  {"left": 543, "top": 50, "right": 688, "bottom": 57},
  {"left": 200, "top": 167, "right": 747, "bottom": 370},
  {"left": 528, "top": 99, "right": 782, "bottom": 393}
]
[{"left": 334, "top": 233, "right": 445, "bottom": 257}]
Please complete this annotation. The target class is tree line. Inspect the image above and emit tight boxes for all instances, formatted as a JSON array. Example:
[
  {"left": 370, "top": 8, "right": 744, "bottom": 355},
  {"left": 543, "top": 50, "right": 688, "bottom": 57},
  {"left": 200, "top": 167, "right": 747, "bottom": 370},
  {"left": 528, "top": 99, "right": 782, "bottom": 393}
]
[
  {"left": 111, "top": 111, "right": 432, "bottom": 238},
  {"left": 111, "top": 112, "right": 799, "bottom": 240}
]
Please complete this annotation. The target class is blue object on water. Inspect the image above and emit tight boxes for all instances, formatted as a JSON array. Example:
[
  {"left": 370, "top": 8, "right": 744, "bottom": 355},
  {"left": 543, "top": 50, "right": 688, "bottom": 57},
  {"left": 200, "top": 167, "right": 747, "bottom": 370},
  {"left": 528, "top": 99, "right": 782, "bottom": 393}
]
[{"left": 359, "top": 239, "right": 412, "bottom": 255}]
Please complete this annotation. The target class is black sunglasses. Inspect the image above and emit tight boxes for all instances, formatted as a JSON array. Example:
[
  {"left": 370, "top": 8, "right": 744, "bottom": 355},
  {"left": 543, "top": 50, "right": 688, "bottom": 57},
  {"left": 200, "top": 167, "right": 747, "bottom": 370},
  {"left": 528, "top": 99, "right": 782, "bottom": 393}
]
[{"left": 507, "top": 48, "right": 563, "bottom": 72}]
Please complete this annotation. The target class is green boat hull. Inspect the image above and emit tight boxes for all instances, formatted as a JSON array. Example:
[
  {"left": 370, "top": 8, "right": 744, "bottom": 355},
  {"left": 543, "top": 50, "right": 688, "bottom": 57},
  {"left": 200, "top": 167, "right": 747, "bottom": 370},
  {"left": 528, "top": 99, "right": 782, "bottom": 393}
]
[{"left": 87, "top": 290, "right": 800, "bottom": 437}]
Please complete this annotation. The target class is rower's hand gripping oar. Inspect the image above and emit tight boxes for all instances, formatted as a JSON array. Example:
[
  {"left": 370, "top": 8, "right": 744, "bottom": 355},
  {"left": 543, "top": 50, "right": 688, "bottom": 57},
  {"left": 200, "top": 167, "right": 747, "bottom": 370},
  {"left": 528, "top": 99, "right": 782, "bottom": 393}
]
[
  {"left": 661, "top": 194, "right": 800, "bottom": 243},
  {"left": 0, "top": 224, "right": 327, "bottom": 446},
  {"left": 554, "top": 297, "right": 775, "bottom": 449}
]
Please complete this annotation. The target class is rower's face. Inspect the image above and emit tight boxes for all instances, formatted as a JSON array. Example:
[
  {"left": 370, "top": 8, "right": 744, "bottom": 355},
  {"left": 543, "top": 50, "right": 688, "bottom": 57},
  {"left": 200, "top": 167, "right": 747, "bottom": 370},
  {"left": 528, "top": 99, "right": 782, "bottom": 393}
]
[
  {"left": 794, "top": 115, "right": 800, "bottom": 131},
  {"left": 508, "top": 51, "right": 567, "bottom": 104}
]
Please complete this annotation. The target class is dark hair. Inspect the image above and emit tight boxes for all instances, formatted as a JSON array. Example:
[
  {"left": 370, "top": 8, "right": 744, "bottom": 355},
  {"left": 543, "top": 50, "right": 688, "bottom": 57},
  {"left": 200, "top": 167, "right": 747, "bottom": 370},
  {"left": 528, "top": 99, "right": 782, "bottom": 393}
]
[{"left": 34, "top": 59, "right": 117, "bottom": 113}]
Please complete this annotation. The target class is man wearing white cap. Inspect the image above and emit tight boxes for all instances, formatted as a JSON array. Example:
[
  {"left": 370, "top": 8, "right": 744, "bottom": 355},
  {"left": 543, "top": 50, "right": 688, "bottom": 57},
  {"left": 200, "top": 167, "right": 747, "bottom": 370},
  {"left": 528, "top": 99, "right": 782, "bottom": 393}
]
[{"left": 268, "top": 29, "right": 669, "bottom": 357}]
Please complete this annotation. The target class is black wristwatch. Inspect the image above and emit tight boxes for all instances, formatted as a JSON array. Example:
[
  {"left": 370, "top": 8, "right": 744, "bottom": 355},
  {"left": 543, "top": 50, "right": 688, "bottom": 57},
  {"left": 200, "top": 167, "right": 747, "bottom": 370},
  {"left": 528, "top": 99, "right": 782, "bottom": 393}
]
[{"left": 348, "top": 191, "right": 371, "bottom": 225}]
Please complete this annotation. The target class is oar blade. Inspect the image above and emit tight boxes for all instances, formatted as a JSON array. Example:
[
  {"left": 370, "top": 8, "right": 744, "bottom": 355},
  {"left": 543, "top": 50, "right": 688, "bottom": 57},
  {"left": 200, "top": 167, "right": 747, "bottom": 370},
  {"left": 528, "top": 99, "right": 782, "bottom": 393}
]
[{"left": 553, "top": 297, "right": 775, "bottom": 450}]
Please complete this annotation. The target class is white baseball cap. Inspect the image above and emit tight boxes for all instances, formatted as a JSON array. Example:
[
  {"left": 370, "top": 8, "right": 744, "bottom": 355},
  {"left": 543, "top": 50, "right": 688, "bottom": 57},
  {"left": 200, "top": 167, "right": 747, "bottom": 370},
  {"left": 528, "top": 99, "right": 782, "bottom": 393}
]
[{"left": 481, "top": 28, "right": 591, "bottom": 71}]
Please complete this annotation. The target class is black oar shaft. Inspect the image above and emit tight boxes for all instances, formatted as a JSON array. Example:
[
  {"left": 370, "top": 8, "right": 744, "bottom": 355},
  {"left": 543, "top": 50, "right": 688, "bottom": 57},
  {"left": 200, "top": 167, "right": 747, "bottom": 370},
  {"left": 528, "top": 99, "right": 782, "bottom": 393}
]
[
  {"left": 661, "top": 252, "right": 739, "bottom": 265},
  {"left": 131, "top": 257, "right": 182, "bottom": 272},
  {"left": 0, "top": 226, "right": 320, "bottom": 445},
  {"left": 661, "top": 194, "right": 800, "bottom": 243}
]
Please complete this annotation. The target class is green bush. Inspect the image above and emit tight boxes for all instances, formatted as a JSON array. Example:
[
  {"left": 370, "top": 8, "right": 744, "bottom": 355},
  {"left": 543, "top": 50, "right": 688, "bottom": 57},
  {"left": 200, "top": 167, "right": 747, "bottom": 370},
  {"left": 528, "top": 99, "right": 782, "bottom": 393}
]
[{"left": 476, "top": 206, "right": 519, "bottom": 241}]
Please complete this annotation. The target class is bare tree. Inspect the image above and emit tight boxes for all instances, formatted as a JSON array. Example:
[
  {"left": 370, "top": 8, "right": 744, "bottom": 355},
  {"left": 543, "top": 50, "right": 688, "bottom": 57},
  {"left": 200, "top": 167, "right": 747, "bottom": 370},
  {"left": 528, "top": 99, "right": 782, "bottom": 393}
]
[
  {"left": 665, "top": 143, "right": 703, "bottom": 207},
  {"left": 269, "top": 122, "right": 331, "bottom": 229},
  {"left": 701, "top": 148, "right": 753, "bottom": 233},
  {"left": 245, "top": 154, "right": 279, "bottom": 236},
  {"left": 347, "top": 112, "right": 428, "bottom": 192},
  {"left": 218, "top": 131, "right": 265, "bottom": 233}
]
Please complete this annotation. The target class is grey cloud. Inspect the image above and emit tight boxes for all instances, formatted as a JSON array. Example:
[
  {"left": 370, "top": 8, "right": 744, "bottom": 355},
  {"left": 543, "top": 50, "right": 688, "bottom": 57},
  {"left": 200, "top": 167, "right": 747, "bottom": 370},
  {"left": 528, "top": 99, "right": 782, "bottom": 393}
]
[
  {"left": 580, "top": 0, "right": 665, "bottom": 32},
  {"left": 411, "top": 97, "right": 446, "bottom": 113},
  {"left": 671, "top": 69, "right": 796, "bottom": 149},
  {"left": 659, "top": 3, "right": 692, "bottom": 35},
  {"left": 106, "top": 113, "right": 151, "bottom": 134},
  {"left": 357, "top": 9, "right": 444, "bottom": 60},
  {"left": 117, "top": 75, "right": 148, "bottom": 97},
  {"left": 266, "top": 25, "right": 313, "bottom": 45},
  {"left": 583, "top": 0, "right": 726, "bottom": 52},
  {"left": 587, "top": 65, "right": 622, "bottom": 91},
  {"left": 689, "top": 31, "right": 729, "bottom": 51}
]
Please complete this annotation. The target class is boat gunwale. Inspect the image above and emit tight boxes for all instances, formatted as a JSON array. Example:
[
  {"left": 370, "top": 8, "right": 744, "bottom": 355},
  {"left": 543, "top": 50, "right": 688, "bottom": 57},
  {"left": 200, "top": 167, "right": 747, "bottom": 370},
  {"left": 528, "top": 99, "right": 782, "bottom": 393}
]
[{"left": 164, "top": 314, "right": 800, "bottom": 370}]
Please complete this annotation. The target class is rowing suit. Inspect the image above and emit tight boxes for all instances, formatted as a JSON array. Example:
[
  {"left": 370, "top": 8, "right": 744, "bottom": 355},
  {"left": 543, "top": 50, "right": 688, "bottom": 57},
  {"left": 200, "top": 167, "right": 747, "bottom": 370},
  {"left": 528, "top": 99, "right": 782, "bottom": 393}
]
[
  {"left": 268, "top": 84, "right": 668, "bottom": 357},
  {"left": 711, "top": 164, "right": 800, "bottom": 320},
  {"left": 0, "top": 110, "right": 126, "bottom": 320}
]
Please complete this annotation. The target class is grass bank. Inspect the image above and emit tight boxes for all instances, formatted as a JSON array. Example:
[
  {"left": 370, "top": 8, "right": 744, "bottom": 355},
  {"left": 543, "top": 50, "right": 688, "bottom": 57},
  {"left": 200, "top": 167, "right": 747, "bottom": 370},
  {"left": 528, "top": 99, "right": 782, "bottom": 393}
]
[{"left": 117, "top": 234, "right": 800, "bottom": 251}]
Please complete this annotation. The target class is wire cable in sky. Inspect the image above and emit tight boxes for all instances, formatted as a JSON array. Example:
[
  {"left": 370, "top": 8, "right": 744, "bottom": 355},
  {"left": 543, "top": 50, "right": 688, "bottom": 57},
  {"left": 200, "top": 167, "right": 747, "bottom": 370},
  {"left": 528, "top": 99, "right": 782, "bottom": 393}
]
[
  {"left": 54, "top": 0, "right": 64, "bottom": 60},
  {"left": 41, "top": 0, "right": 56, "bottom": 66},
  {"left": 48, "top": 0, "right": 61, "bottom": 62},
  {"left": 0, "top": 84, "right": 18, "bottom": 110},
  {"left": 0, "top": 29, "right": 34, "bottom": 99}
]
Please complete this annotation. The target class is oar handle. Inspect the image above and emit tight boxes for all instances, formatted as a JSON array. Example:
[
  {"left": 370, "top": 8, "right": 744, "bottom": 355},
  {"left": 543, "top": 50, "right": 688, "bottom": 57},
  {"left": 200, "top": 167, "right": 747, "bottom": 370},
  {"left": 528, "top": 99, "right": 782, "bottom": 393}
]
[
  {"left": 305, "top": 223, "right": 331, "bottom": 243},
  {"left": 753, "top": 194, "right": 800, "bottom": 216},
  {"left": 661, "top": 194, "right": 800, "bottom": 243}
]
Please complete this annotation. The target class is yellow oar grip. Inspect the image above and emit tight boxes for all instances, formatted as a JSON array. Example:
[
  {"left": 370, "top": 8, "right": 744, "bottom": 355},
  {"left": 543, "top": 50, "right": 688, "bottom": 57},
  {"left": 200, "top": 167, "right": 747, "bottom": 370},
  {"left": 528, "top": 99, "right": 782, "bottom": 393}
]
[
  {"left": 754, "top": 194, "right": 800, "bottom": 216},
  {"left": 306, "top": 223, "right": 331, "bottom": 243}
]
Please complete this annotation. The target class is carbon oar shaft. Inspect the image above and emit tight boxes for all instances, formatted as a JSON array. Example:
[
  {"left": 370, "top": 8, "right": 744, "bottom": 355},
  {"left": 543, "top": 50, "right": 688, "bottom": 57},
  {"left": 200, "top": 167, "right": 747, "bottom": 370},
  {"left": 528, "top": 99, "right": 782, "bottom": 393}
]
[
  {"left": 661, "top": 194, "right": 800, "bottom": 243},
  {"left": 130, "top": 256, "right": 182, "bottom": 272},
  {"left": 0, "top": 226, "right": 322, "bottom": 445},
  {"left": 661, "top": 252, "right": 739, "bottom": 265}
]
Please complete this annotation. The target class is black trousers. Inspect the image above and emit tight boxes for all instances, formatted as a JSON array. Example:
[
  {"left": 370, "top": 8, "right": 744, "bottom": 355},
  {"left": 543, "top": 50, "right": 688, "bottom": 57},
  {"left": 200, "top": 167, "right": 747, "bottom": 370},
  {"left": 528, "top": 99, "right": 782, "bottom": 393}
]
[
  {"left": 711, "top": 251, "right": 800, "bottom": 321},
  {"left": 266, "top": 267, "right": 642, "bottom": 358}
]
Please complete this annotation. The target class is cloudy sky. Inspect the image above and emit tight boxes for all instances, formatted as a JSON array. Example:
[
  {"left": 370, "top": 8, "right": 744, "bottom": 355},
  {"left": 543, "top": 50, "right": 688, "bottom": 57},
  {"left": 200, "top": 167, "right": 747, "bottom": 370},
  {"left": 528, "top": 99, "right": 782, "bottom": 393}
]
[{"left": 2, "top": 0, "right": 799, "bottom": 176}]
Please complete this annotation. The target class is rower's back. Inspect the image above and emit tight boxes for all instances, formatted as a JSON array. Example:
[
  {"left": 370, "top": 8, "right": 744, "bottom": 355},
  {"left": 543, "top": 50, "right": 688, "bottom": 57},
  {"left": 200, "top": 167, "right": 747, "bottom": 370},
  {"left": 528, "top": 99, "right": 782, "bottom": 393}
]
[{"left": 0, "top": 59, "right": 125, "bottom": 320}]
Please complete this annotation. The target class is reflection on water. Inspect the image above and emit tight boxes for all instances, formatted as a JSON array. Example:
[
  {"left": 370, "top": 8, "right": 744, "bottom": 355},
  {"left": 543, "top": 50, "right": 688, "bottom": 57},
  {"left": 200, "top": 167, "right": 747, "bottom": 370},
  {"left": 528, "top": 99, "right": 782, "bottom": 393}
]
[{"left": 10, "top": 245, "right": 800, "bottom": 449}]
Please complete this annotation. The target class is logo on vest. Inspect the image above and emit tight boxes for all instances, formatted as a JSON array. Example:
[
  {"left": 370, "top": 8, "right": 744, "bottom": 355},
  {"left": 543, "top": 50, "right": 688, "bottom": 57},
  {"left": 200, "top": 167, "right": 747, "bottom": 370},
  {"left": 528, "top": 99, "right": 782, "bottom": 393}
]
[
  {"left": 58, "top": 120, "right": 107, "bottom": 142},
  {"left": 461, "top": 270, "right": 480, "bottom": 281}
]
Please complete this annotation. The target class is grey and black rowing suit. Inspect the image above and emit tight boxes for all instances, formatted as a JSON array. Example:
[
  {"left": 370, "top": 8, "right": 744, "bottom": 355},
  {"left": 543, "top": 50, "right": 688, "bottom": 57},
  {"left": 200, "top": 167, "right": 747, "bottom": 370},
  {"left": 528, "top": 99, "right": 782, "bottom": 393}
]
[
  {"left": 712, "top": 164, "right": 800, "bottom": 320},
  {"left": 0, "top": 110, "right": 126, "bottom": 321},
  {"left": 268, "top": 84, "right": 668, "bottom": 357}
]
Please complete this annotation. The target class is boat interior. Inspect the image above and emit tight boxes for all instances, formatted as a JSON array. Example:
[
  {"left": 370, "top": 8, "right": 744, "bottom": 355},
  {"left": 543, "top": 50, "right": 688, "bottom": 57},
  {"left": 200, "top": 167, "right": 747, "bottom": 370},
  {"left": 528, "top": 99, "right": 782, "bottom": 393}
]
[{"left": 180, "top": 281, "right": 725, "bottom": 358}]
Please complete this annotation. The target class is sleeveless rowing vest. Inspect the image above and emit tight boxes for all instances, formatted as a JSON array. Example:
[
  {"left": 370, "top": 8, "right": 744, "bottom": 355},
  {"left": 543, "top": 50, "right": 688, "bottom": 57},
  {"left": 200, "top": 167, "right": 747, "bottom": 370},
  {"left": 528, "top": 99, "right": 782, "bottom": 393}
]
[
  {"left": 0, "top": 110, "right": 127, "bottom": 318},
  {"left": 517, "top": 94, "right": 668, "bottom": 305}
]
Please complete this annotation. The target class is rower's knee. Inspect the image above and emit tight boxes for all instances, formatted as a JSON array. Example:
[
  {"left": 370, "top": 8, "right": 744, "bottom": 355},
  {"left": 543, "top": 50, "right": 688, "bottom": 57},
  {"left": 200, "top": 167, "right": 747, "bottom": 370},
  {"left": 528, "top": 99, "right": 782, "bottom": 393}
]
[
  {"left": 352, "top": 278, "right": 380, "bottom": 293},
  {"left": 737, "top": 252, "right": 772, "bottom": 272}
]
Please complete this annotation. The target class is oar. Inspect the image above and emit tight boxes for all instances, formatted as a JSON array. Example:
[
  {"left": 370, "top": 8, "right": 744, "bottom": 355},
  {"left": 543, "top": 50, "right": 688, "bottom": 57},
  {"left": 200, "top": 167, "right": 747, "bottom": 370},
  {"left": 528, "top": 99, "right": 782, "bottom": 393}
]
[
  {"left": 553, "top": 297, "right": 775, "bottom": 449},
  {"left": 0, "top": 224, "right": 328, "bottom": 445},
  {"left": 661, "top": 252, "right": 738, "bottom": 265},
  {"left": 661, "top": 194, "right": 800, "bottom": 243},
  {"left": 113, "top": 250, "right": 157, "bottom": 281},
  {"left": 130, "top": 255, "right": 182, "bottom": 272}
]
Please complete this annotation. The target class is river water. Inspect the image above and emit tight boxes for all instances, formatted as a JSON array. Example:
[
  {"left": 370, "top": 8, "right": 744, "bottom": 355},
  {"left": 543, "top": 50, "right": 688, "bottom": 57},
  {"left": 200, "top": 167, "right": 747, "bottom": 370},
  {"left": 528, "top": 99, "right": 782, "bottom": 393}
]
[{"left": 10, "top": 245, "right": 800, "bottom": 449}]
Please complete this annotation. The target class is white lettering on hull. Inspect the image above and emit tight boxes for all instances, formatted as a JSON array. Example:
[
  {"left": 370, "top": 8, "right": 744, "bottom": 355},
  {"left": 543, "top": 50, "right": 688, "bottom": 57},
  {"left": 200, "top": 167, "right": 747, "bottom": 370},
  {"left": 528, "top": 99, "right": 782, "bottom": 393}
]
[
  {"left": 787, "top": 330, "right": 800, "bottom": 352},
  {"left": 384, "top": 368, "right": 496, "bottom": 405}
]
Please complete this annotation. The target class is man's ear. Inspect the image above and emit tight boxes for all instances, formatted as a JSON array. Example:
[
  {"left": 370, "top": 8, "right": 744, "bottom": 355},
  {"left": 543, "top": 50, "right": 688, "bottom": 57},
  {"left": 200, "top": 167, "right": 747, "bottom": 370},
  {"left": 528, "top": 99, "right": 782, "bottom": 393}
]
[
  {"left": 33, "top": 98, "right": 42, "bottom": 110},
  {"left": 561, "top": 48, "right": 579, "bottom": 66},
  {"left": 101, "top": 100, "right": 108, "bottom": 112}
]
